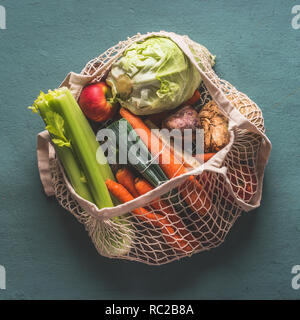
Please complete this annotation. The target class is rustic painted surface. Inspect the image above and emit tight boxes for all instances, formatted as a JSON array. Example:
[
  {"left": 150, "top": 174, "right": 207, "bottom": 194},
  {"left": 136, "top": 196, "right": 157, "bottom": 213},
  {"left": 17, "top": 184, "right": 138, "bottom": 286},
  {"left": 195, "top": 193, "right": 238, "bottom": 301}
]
[{"left": 0, "top": 0, "right": 299, "bottom": 299}]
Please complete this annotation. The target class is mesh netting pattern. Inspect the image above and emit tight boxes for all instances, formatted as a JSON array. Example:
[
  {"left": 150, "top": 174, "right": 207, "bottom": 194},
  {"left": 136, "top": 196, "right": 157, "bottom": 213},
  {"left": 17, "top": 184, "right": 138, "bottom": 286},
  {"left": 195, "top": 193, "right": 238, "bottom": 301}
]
[{"left": 46, "top": 32, "right": 269, "bottom": 265}]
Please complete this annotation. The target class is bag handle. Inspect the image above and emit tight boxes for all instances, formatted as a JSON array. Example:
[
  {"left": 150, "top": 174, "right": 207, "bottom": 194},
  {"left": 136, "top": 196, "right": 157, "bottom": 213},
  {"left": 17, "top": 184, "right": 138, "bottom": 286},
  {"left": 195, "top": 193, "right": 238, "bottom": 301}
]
[{"left": 37, "top": 131, "right": 56, "bottom": 197}]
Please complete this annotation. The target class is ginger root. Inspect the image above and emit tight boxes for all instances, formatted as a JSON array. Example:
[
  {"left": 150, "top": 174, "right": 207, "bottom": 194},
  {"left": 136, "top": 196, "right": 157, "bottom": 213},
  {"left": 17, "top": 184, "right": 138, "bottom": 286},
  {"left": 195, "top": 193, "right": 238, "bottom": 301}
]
[
  {"left": 198, "top": 92, "right": 263, "bottom": 153},
  {"left": 198, "top": 101, "right": 230, "bottom": 153}
]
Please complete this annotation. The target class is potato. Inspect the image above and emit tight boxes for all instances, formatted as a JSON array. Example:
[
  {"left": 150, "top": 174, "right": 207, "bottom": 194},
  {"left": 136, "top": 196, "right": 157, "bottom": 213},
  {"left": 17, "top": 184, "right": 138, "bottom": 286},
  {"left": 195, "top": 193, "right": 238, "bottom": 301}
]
[{"left": 162, "top": 105, "right": 202, "bottom": 142}]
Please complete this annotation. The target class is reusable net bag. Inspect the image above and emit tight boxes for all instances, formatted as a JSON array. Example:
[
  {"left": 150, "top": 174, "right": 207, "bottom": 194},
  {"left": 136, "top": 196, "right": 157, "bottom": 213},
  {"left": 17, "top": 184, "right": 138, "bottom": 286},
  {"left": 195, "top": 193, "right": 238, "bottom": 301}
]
[{"left": 36, "top": 31, "right": 271, "bottom": 265}]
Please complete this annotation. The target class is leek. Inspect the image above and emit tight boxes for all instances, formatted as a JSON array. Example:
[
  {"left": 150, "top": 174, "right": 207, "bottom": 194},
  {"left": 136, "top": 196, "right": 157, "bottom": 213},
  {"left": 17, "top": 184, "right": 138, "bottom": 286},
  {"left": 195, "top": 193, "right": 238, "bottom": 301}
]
[{"left": 107, "top": 119, "right": 168, "bottom": 187}]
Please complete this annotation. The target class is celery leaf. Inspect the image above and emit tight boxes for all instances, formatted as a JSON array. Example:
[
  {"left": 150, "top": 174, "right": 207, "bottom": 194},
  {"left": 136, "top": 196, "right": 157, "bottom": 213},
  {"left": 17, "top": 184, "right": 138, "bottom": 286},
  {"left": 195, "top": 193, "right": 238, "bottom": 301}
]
[{"left": 44, "top": 111, "right": 71, "bottom": 148}]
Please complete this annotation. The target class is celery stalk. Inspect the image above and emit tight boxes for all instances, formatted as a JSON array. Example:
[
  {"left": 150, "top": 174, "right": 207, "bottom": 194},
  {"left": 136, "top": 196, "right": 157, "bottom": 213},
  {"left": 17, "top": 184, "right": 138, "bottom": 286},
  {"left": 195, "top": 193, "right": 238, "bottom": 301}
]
[
  {"left": 44, "top": 88, "right": 114, "bottom": 209},
  {"left": 55, "top": 147, "right": 94, "bottom": 202},
  {"left": 30, "top": 88, "right": 133, "bottom": 256},
  {"left": 64, "top": 89, "right": 114, "bottom": 181},
  {"left": 34, "top": 99, "right": 94, "bottom": 203}
]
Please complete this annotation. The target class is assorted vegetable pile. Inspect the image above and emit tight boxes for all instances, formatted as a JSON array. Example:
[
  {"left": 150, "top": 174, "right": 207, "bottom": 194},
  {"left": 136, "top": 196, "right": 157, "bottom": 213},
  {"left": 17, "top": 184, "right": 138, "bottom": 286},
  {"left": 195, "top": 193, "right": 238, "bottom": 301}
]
[{"left": 29, "top": 36, "right": 257, "bottom": 256}]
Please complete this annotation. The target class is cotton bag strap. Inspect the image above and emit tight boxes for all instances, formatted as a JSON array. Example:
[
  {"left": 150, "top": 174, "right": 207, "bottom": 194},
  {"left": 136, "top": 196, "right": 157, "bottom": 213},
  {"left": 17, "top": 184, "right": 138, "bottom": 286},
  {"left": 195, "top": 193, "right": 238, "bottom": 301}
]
[{"left": 36, "top": 130, "right": 56, "bottom": 197}]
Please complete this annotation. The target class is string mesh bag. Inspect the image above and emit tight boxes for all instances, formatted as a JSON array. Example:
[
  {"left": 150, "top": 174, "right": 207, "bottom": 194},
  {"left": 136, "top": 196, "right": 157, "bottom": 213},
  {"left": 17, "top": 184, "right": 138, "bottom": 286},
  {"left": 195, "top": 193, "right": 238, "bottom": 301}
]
[{"left": 36, "top": 31, "right": 271, "bottom": 265}]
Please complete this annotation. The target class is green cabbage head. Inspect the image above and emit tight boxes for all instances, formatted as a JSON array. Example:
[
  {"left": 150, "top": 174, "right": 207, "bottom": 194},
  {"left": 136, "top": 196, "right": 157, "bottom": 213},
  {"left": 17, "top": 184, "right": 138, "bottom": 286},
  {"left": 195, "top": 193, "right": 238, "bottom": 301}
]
[{"left": 106, "top": 36, "right": 204, "bottom": 115}]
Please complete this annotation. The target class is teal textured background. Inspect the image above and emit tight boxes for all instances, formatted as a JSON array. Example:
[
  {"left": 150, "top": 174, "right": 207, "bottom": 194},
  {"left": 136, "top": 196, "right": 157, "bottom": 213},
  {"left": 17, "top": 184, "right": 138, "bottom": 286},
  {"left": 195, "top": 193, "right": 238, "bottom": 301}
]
[{"left": 0, "top": 0, "right": 299, "bottom": 299}]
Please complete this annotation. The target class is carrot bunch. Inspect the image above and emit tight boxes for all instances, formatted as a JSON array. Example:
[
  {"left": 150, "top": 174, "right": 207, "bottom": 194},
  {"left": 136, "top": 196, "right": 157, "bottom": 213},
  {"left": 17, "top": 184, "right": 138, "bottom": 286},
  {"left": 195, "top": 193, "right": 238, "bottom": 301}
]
[
  {"left": 134, "top": 177, "right": 200, "bottom": 250},
  {"left": 106, "top": 168, "right": 201, "bottom": 253}
]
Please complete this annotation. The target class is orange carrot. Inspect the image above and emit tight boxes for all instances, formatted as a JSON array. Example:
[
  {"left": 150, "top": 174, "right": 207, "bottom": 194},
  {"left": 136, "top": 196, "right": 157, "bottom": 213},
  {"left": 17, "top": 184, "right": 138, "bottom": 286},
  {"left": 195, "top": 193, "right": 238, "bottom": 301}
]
[
  {"left": 134, "top": 178, "right": 201, "bottom": 250},
  {"left": 194, "top": 153, "right": 216, "bottom": 163},
  {"left": 105, "top": 179, "right": 134, "bottom": 204},
  {"left": 134, "top": 177, "right": 154, "bottom": 194},
  {"left": 183, "top": 89, "right": 201, "bottom": 106},
  {"left": 106, "top": 179, "right": 159, "bottom": 221},
  {"left": 179, "top": 179, "right": 211, "bottom": 216},
  {"left": 134, "top": 178, "right": 175, "bottom": 216},
  {"left": 135, "top": 178, "right": 170, "bottom": 214},
  {"left": 116, "top": 167, "right": 139, "bottom": 198},
  {"left": 203, "top": 153, "right": 216, "bottom": 162},
  {"left": 105, "top": 179, "right": 193, "bottom": 253},
  {"left": 145, "top": 119, "right": 195, "bottom": 169}
]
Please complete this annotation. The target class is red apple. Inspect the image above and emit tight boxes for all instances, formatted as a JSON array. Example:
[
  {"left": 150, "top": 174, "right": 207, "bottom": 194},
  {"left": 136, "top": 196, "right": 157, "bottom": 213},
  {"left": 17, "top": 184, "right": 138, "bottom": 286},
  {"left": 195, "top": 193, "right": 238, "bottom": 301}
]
[{"left": 79, "top": 82, "right": 118, "bottom": 122}]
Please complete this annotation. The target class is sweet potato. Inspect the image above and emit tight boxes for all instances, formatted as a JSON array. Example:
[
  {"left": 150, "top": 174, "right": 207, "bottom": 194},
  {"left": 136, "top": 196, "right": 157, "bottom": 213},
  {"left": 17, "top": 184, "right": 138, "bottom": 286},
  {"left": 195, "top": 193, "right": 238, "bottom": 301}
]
[{"left": 162, "top": 105, "right": 202, "bottom": 142}]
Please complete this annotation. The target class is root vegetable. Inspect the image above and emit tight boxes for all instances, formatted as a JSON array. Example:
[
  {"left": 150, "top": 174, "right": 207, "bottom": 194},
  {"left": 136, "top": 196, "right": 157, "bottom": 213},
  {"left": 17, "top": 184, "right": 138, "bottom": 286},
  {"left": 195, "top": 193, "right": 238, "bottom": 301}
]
[
  {"left": 198, "top": 100, "right": 230, "bottom": 153},
  {"left": 116, "top": 168, "right": 139, "bottom": 198},
  {"left": 162, "top": 105, "right": 202, "bottom": 142}
]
